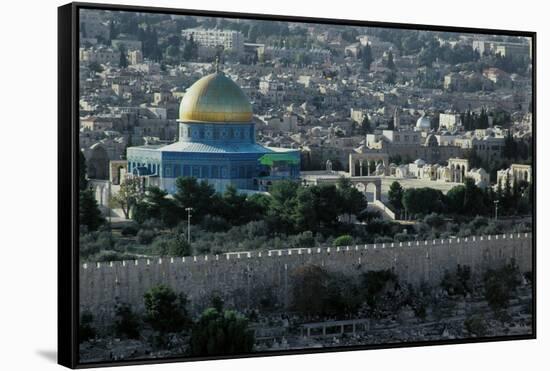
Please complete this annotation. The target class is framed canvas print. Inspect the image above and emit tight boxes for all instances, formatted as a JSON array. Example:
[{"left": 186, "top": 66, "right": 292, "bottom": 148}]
[{"left": 58, "top": 2, "right": 536, "bottom": 368}]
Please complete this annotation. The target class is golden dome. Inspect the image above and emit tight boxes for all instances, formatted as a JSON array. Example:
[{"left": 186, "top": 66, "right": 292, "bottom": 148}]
[{"left": 179, "top": 72, "right": 253, "bottom": 123}]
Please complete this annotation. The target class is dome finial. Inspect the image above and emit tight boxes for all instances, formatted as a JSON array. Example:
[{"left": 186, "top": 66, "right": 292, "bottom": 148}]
[{"left": 215, "top": 55, "right": 220, "bottom": 73}]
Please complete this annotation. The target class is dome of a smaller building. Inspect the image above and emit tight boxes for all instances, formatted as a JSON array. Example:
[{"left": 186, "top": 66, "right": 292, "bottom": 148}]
[{"left": 416, "top": 115, "right": 431, "bottom": 130}]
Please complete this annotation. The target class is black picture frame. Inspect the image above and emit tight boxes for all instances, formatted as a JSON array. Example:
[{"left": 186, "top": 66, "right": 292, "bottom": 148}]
[{"left": 58, "top": 2, "right": 537, "bottom": 368}]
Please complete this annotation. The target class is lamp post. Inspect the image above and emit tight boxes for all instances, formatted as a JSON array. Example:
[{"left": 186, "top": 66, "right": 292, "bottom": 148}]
[
  {"left": 185, "top": 207, "right": 193, "bottom": 244},
  {"left": 108, "top": 180, "right": 112, "bottom": 227},
  {"left": 494, "top": 200, "right": 499, "bottom": 221}
]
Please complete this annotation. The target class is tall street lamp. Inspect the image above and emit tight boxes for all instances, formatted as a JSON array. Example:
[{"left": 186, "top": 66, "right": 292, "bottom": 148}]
[{"left": 185, "top": 207, "right": 193, "bottom": 244}]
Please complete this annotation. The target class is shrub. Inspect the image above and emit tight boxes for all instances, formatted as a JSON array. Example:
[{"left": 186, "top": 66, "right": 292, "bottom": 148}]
[
  {"left": 93, "top": 250, "right": 124, "bottom": 262},
  {"left": 333, "top": 234, "right": 353, "bottom": 247},
  {"left": 137, "top": 229, "right": 156, "bottom": 244},
  {"left": 464, "top": 314, "right": 488, "bottom": 337},
  {"left": 291, "top": 231, "right": 315, "bottom": 248},
  {"left": 441, "top": 264, "right": 472, "bottom": 296},
  {"left": 189, "top": 299, "right": 254, "bottom": 356},
  {"left": 483, "top": 222, "right": 501, "bottom": 235},
  {"left": 374, "top": 236, "right": 393, "bottom": 244},
  {"left": 361, "top": 269, "right": 399, "bottom": 317},
  {"left": 142, "top": 218, "right": 163, "bottom": 230},
  {"left": 96, "top": 231, "right": 114, "bottom": 249},
  {"left": 484, "top": 260, "right": 521, "bottom": 314},
  {"left": 150, "top": 235, "right": 171, "bottom": 256},
  {"left": 469, "top": 216, "right": 489, "bottom": 231},
  {"left": 290, "top": 265, "right": 361, "bottom": 318},
  {"left": 114, "top": 304, "right": 141, "bottom": 339},
  {"left": 394, "top": 232, "right": 410, "bottom": 242},
  {"left": 457, "top": 228, "right": 472, "bottom": 238},
  {"left": 167, "top": 234, "right": 192, "bottom": 257},
  {"left": 200, "top": 214, "right": 230, "bottom": 232},
  {"left": 113, "top": 238, "right": 131, "bottom": 252},
  {"left": 143, "top": 285, "right": 190, "bottom": 334},
  {"left": 242, "top": 220, "right": 270, "bottom": 239},
  {"left": 424, "top": 213, "right": 445, "bottom": 228},
  {"left": 357, "top": 209, "right": 381, "bottom": 223},
  {"left": 79, "top": 232, "right": 101, "bottom": 259},
  {"left": 79, "top": 311, "right": 96, "bottom": 343},
  {"left": 121, "top": 225, "right": 138, "bottom": 236}
]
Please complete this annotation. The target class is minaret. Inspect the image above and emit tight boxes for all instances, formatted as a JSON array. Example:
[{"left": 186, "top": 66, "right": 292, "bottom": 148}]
[{"left": 393, "top": 106, "right": 400, "bottom": 130}]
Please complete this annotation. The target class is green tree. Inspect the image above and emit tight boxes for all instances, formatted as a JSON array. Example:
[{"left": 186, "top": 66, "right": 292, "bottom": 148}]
[
  {"left": 143, "top": 285, "right": 190, "bottom": 334},
  {"left": 441, "top": 264, "right": 472, "bottom": 297},
  {"left": 475, "top": 108, "right": 490, "bottom": 129},
  {"left": 360, "top": 115, "right": 372, "bottom": 135},
  {"left": 136, "top": 186, "right": 179, "bottom": 227},
  {"left": 446, "top": 184, "right": 465, "bottom": 214},
  {"left": 118, "top": 44, "right": 128, "bottom": 68},
  {"left": 360, "top": 269, "right": 399, "bottom": 317},
  {"left": 79, "top": 311, "right": 96, "bottom": 343},
  {"left": 108, "top": 20, "right": 117, "bottom": 42},
  {"left": 337, "top": 177, "right": 367, "bottom": 223},
  {"left": 220, "top": 185, "right": 249, "bottom": 225},
  {"left": 189, "top": 298, "right": 254, "bottom": 356},
  {"left": 182, "top": 35, "right": 198, "bottom": 60},
  {"left": 266, "top": 180, "right": 300, "bottom": 233},
  {"left": 311, "top": 184, "right": 341, "bottom": 229},
  {"left": 110, "top": 177, "right": 143, "bottom": 219},
  {"left": 173, "top": 177, "right": 219, "bottom": 223},
  {"left": 464, "top": 149, "right": 483, "bottom": 169},
  {"left": 463, "top": 177, "right": 487, "bottom": 216},
  {"left": 361, "top": 44, "right": 373, "bottom": 71},
  {"left": 87, "top": 61, "right": 103, "bottom": 74},
  {"left": 502, "top": 175, "right": 513, "bottom": 212},
  {"left": 165, "top": 44, "right": 181, "bottom": 64},
  {"left": 388, "top": 181, "right": 404, "bottom": 211},
  {"left": 484, "top": 261, "right": 521, "bottom": 316},
  {"left": 293, "top": 186, "right": 319, "bottom": 232},
  {"left": 502, "top": 131, "right": 518, "bottom": 160},
  {"left": 167, "top": 233, "right": 192, "bottom": 256},
  {"left": 402, "top": 187, "right": 445, "bottom": 216},
  {"left": 79, "top": 150, "right": 88, "bottom": 190},
  {"left": 246, "top": 193, "right": 271, "bottom": 219},
  {"left": 291, "top": 265, "right": 361, "bottom": 318},
  {"left": 464, "top": 314, "right": 488, "bottom": 337},
  {"left": 385, "top": 50, "right": 395, "bottom": 70},
  {"left": 384, "top": 71, "right": 396, "bottom": 85},
  {"left": 114, "top": 303, "right": 141, "bottom": 339},
  {"left": 79, "top": 189, "right": 104, "bottom": 231},
  {"left": 290, "top": 265, "right": 331, "bottom": 317}
]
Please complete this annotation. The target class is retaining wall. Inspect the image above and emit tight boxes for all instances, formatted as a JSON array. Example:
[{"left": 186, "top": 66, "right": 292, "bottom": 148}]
[{"left": 80, "top": 233, "right": 533, "bottom": 324}]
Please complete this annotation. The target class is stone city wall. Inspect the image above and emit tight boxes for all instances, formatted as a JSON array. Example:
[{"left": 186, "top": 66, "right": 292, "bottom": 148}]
[{"left": 80, "top": 233, "right": 532, "bottom": 325}]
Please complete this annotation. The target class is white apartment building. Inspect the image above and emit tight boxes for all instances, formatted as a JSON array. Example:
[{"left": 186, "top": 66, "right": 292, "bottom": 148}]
[
  {"left": 79, "top": 47, "right": 121, "bottom": 65},
  {"left": 439, "top": 113, "right": 462, "bottom": 131},
  {"left": 181, "top": 28, "right": 244, "bottom": 53}
]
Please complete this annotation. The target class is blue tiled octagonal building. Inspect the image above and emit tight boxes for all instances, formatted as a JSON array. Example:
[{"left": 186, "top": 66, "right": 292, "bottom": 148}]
[{"left": 127, "top": 69, "right": 300, "bottom": 193}]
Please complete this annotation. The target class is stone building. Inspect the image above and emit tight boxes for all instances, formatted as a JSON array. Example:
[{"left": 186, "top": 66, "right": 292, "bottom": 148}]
[{"left": 497, "top": 164, "right": 532, "bottom": 186}]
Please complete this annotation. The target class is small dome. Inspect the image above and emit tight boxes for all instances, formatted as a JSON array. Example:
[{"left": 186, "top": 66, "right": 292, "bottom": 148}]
[
  {"left": 416, "top": 115, "right": 431, "bottom": 129},
  {"left": 179, "top": 71, "right": 253, "bottom": 123}
]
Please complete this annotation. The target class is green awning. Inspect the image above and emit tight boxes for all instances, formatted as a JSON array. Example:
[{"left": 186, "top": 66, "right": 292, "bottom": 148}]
[{"left": 259, "top": 153, "right": 299, "bottom": 166}]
